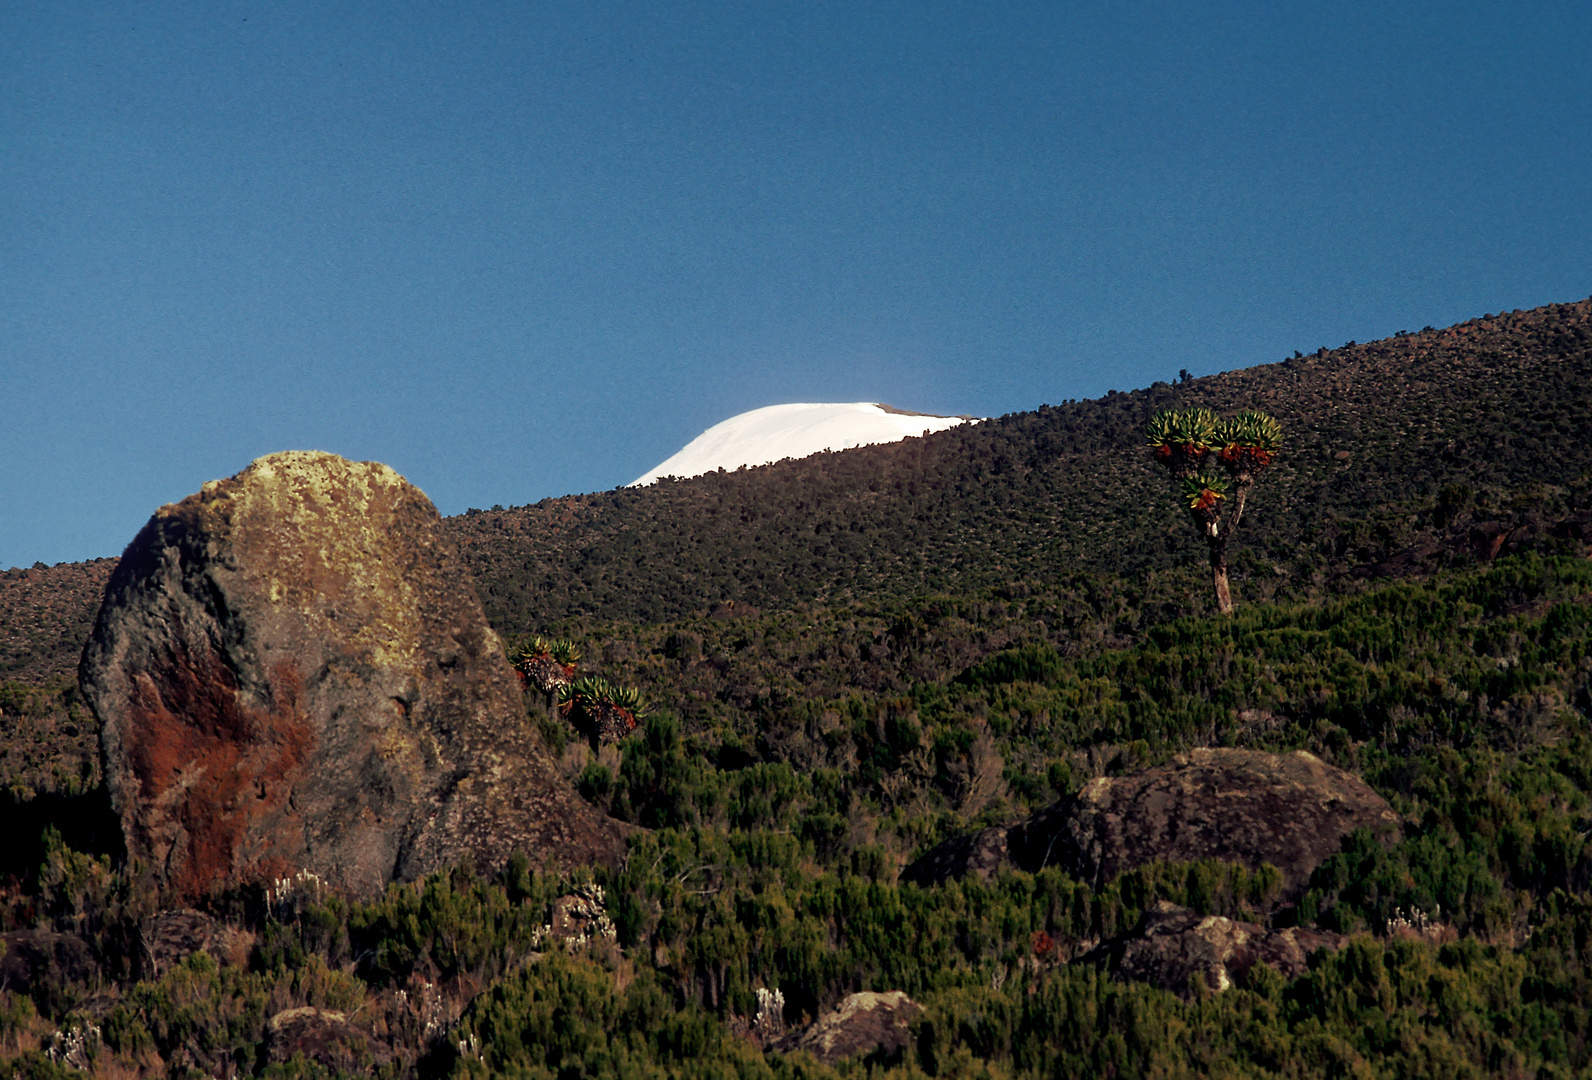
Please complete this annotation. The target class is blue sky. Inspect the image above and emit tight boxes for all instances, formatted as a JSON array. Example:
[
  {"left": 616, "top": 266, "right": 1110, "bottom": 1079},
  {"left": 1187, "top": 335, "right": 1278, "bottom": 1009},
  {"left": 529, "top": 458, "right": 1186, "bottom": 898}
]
[{"left": 3, "top": 1, "right": 1589, "bottom": 568}]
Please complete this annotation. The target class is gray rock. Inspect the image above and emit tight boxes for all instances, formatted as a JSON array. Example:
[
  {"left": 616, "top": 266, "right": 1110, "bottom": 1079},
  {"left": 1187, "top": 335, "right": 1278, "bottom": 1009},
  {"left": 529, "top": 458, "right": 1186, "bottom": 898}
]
[
  {"left": 777, "top": 991, "right": 922, "bottom": 1065},
  {"left": 905, "top": 749, "right": 1399, "bottom": 905},
  {"left": 140, "top": 908, "right": 254, "bottom": 977},
  {"left": 1100, "top": 900, "right": 1345, "bottom": 998},
  {"left": 140, "top": 909, "right": 220, "bottom": 976},
  {"left": 82, "top": 451, "right": 629, "bottom": 902},
  {"left": 1010, "top": 748, "right": 1400, "bottom": 898},
  {"left": 266, "top": 1007, "right": 388, "bottom": 1072}
]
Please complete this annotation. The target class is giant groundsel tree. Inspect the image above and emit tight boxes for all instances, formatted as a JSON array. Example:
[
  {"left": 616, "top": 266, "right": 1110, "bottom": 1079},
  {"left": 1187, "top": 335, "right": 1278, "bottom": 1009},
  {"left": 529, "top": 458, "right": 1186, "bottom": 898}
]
[{"left": 1147, "top": 407, "right": 1283, "bottom": 614}]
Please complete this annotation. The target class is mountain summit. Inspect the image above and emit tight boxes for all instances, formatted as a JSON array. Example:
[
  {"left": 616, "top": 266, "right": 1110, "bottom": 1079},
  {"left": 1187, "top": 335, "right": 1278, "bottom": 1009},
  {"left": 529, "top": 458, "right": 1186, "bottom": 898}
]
[{"left": 629, "top": 401, "right": 977, "bottom": 486}]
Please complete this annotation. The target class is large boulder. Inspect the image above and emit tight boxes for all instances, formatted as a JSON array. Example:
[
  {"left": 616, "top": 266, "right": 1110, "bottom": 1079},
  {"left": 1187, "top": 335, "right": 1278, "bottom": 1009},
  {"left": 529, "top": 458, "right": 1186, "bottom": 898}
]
[
  {"left": 0, "top": 930, "right": 97, "bottom": 1001},
  {"left": 905, "top": 749, "right": 1400, "bottom": 902},
  {"left": 81, "top": 451, "right": 629, "bottom": 901},
  {"left": 140, "top": 908, "right": 253, "bottom": 977},
  {"left": 1011, "top": 749, "right": 1400, "bottom": 898}
]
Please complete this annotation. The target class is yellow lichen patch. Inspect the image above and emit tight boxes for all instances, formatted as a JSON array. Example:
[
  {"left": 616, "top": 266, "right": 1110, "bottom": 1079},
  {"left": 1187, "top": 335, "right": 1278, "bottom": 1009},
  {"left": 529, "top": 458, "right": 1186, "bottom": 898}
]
[
  {"left": 374, "top": 725, "right": 439, "bottom": 795},
  {"left": 207, "top": 451, "right": 447, "bottom": 670}
]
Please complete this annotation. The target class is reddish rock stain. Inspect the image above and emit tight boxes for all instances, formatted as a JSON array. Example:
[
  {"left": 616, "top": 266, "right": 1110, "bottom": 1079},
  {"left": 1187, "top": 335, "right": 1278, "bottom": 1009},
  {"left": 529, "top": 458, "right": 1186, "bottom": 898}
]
[{"left": 126, "top": 640, "right": 314, "bottom": 902}]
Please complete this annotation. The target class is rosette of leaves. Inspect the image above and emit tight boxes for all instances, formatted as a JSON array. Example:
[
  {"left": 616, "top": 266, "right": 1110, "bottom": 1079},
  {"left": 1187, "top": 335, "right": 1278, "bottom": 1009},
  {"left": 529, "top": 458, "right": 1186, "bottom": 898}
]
[
  {"left": 1146, "top": 408, "right": 1219, "bottom": 476},
  {"left": 1181, "top": 471, "right": 1229, "bottom": 518},
  {"left": 558, "top": 677, "right": 649, "bottom": 743},
  {"left": 1215, "top": 411, "right": 1284, "bottom": 477},
  {"left": 512, "top": 636, "right": 582, "bottom": 694},
  {"left": 1146, "top": 406, "right": 1281, "bottom": 615}
]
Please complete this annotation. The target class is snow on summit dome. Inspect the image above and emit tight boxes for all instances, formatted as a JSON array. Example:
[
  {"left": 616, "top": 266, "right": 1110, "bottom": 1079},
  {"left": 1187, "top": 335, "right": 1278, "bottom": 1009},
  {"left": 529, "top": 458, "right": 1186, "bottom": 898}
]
[{"left": 629, "top": 402, "right": 977, "bottom": 486}]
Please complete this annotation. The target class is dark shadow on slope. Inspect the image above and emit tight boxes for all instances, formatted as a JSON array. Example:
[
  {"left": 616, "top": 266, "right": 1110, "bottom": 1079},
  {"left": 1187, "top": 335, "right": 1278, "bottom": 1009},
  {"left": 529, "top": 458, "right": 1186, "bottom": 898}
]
[{"left": 0, "top": 785, "right": 124, "bottom": 881}]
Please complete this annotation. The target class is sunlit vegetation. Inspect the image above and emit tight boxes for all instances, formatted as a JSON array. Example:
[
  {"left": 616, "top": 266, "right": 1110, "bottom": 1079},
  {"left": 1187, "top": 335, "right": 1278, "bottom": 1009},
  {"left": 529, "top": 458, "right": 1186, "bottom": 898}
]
[
  {"left": 1, "top": 301, "right": 1591, "bottom": 1075},
  {"left": 2, "top": 553, "right": 1592, "bottom": 1076}
]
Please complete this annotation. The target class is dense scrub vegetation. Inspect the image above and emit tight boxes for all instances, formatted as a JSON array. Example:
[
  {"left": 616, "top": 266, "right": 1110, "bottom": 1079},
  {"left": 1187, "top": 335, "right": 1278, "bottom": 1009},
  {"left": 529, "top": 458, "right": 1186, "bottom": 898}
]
[
  {"left": 452, "top": 299, "right": 1592, "bottom": 630},
  {"left": 0, "top": 559, "right": 116, "bottom": 684},
  {"left": 3, "top": 300, "right": 1592, "bottom": 1075},
  {"left": 5, "top": 300, "right": 1590, "bottom": 687},
  {"left": 3, "top": 555, "right": 1592, "bottom": 1077}
]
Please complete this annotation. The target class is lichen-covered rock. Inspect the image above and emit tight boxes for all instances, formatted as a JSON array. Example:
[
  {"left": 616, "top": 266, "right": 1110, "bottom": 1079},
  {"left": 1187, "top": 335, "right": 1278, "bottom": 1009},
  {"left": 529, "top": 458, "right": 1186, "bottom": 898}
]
[
  {"left": 534, "top": 883, "right": 618, "bottom": 949},
  {"left": 1010, "top": 748, "right": 1400, "bottom": 898},
  {"left": 777, "top": 991, "right": 922, "bottom": 1065},
  {"left": 81, "top": 451, "right": 629, "bottom": 901},
  {"left": 1098, "top": 900, "right": 1345, "bottom": 998}
]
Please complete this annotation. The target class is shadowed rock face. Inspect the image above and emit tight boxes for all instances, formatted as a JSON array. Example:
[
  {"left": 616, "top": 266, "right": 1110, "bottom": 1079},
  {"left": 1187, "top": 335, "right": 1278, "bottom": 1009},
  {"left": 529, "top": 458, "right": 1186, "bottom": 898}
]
[
  {"left": 905, "top": 749, "right": 1400, "bottom": 903},
  {"left": 1097, "top": 901, "right": 1345, "bottom": 998},
  {"left": 1011, "top": 748, "right": 1400, "bottom": 898},
  {"left": 81, "top": 451, "right": 629, "bottom": 902},
  {"left": 897, "top": 826, "right": 1008, "bottom": 887}
]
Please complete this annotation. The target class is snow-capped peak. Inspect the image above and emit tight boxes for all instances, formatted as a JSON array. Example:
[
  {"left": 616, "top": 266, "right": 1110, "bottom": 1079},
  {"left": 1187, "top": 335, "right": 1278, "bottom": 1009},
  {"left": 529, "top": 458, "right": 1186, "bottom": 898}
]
[{"left": 629, "top": 402, "right": 978, "bottom": 487}]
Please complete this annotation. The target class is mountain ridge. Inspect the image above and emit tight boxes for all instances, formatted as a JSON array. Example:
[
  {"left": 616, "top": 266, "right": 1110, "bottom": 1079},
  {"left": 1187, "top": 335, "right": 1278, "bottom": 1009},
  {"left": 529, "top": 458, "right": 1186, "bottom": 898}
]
[
  {"left": 4, "top": 295, "right": 1590, "bottom": 687},
  {"left": 450, "top": 295, "right": 1592, "bottom": 630}
]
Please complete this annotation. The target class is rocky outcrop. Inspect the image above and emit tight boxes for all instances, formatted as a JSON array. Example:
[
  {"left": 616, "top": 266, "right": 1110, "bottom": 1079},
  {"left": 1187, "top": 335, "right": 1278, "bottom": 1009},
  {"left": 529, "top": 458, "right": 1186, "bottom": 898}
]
[
  {"left": 1012, "top": 749, "right": 1400, "bottom": 897},
  {"left": 1096, "top": 900, "right": 1345, "bottom": 998},
  {"left": 777, "top": 991, "right": 922, "bottom": 1065},
  {"left": 140, "top": 909, "right": 254, "bottom": 977},
  {"left": 81, "top": 451, "right": 629, "bottom": 902},
  {"left": 905, "top": 749, "right": 1399, "bottom": 902},
  {"left": 266, "top": 1007, "right": 390, "bottom": 1072}
]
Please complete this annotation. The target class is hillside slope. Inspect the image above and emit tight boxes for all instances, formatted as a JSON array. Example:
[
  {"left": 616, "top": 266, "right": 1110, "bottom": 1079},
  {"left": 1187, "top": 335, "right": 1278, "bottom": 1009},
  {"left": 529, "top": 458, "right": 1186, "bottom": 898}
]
[
  {"left": 3, "top": 300, "right": 1592, "bottom": 1080},
  {"left": 453, "top": 297, "right": 1592, "bottom": 631},
  {"left": 4, "top": 297, "right": 1590, "bottom": 684}
]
